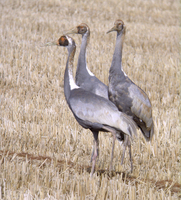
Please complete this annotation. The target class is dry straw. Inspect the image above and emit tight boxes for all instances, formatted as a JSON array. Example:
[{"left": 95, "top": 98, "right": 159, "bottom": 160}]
[{"left": 0, "top": 0, "right": 180, "bottom": 199}]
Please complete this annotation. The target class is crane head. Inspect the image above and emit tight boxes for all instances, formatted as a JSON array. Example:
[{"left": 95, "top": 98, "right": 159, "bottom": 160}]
[
  {"left": 42, "top": 35, "right": 75, "bottom": 48},
  {"left": 107, "top": 19, "right": 125, "bottom": 34},
  {"left": 57, "top": 35, "right": 69, "bottom": 46},
  {"left": 65, "top": 23, "right": 90, "bottom": 36}
]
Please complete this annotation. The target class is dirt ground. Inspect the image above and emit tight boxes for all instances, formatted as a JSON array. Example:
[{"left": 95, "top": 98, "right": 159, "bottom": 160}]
[{"left": 0, "top": 0, "right": 180, "bottom": 199}]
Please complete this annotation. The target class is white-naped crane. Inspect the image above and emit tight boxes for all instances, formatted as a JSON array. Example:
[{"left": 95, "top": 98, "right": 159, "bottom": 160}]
[
  {"left": 44, "top": 35, "right": 138, "bottom": 176},
  {"left": 107, "top": 20, "right": 154, "bottom": 150},
  {"left": 65, "top": 23, "right": 134, "bottom": 171},
  {"left": 65, "top": 23, "right": 108, "bottom": 99}
]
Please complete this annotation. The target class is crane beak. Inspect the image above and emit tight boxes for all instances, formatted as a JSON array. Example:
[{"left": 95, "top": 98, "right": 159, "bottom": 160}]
[
  {"left": 64, "top": 27, "right": 78, "bottom": 35},
  {"left": 40, "top": 41, "right": 58, "bottom": 47},
  {"left": 106, "top": 26, "right": 116, "bottom": 34}
]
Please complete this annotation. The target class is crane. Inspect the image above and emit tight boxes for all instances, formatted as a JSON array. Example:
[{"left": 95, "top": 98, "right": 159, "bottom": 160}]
[
  {"left": 107, "top": 20, "right": 154, "bottom": 148},
  {"left": 45, "top": 35, "right": 138, "bottom": 176}
]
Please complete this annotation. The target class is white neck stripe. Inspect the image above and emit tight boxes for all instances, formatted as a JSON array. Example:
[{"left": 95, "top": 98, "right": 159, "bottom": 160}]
[
  {"left": 68, "top": 70, "right": 79, "bottom": 90},
  {"left": 86, "top": 65, "right": 94, "bottom": 76},
  {"left": 122, "top": 68, "right": 127, "bottom": 77}
]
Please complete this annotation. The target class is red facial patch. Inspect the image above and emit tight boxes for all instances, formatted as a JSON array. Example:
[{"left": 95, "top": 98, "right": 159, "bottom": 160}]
[{"left": 57, "top": 36, "right": 66, "bottom": 45}]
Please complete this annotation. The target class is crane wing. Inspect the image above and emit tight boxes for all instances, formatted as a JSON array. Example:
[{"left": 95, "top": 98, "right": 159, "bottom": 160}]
[
  {"left": 128, "top": 84, "right": 153, "bottom": 130},
  {"left": 69, "top": 89, "right": 138, "bottom": 137}
]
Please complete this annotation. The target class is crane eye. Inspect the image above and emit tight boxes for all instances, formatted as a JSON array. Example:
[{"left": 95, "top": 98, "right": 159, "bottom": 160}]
[{"left": 78, "top": 26, "right": 87, "bottom": 34}]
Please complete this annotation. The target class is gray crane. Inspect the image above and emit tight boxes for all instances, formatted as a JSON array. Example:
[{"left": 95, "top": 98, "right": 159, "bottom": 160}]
[
  {"left": 107, "top": 20, "right": 154, "bottom": 149},
  {"left": 65, "top": 23, "right": 108, "bottom": 99},
  {"left": 65, "top": 23, "right": 133, "bottom": 171},
  {"left": 45, "top": 35, "right": 138, "bottom": 176}
]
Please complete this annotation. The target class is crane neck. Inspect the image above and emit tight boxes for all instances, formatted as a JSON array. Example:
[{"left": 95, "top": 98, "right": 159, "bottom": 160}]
[
  {"left": 109, "top": 30, "right": 125, "bottom": 76},
  {"left": 64, "top": 44, "right": 79, "bottom": 102},
  {"left": 80, "top": 32, "right": 90, "bottom": 56},
  {"left": 76, "top": 31, "right": 93, "bottom": 82}
]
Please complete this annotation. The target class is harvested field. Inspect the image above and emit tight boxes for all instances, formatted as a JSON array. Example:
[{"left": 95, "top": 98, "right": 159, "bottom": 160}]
[{"left": 0, "top": 0, "right": 180, "bottom": 199}]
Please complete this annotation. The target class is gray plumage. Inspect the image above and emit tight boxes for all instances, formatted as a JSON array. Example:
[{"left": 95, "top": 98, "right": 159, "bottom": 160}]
[
  {"left": 107, "top": 19, "right": 154, "bottom": 142},
  {"left": 49, "top": 35, "right": 138, "bottom": 176},
  {"left": 65, "top": 23, "right": 108, "bottom": 99},
  {"left": 65, "top": 23, "right": 135, "bottom": 171}
]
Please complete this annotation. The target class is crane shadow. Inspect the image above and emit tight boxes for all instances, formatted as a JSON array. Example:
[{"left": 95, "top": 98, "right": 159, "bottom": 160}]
[
  {"left": 86, "top": 167, "right": 136, "bottom": 180},
  {"left": 0, "top": 150, "right": 180, "bottom": 195}
]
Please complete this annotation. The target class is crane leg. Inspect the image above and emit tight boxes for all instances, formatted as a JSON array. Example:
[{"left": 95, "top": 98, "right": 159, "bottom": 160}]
[
  {"left": 127, "top": 137, "right": 133, "bottom": 173},
  {"left": 121, "top": 136, "right": 133, "bottom": 172},
  {"left": 102, "top": 126, "right": 117, "bottom": 172},
  {"left": 90, "top": 131, "right": 99, "bottom": 177},
  {"left": 109, "top": 133, "right": 116, "bottom": 171},
  {"left": 121, "top": 135, "right": 127, "bottom": 165}
]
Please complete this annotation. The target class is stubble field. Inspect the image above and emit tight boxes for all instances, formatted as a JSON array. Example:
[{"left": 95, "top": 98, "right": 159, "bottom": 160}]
[{"left": 0, "top": 0, "right": 180, "bottom": 199}]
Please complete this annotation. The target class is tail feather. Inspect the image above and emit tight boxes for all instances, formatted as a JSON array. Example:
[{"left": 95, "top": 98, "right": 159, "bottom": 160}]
[
  {"left": 139, "top": 122, "right": 154, "bottom": 142},
  {"left": 119, "top": 112, "right": 138, "bottom": 138}
]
